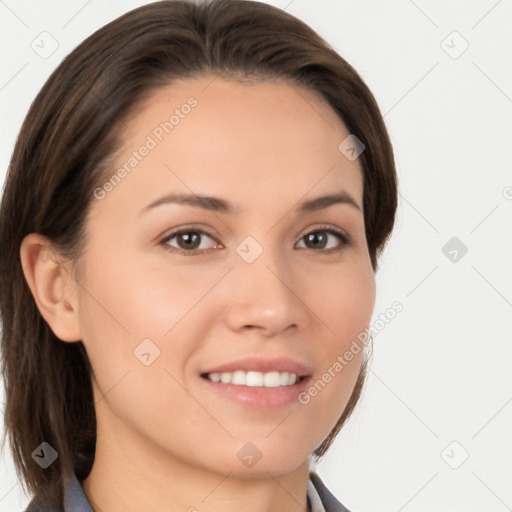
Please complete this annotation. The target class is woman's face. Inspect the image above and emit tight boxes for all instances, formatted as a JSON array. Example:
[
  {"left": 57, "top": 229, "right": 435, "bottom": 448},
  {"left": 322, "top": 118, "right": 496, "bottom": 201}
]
[{"left": 75, "top": 76, "right": 375, "bottom": 476}]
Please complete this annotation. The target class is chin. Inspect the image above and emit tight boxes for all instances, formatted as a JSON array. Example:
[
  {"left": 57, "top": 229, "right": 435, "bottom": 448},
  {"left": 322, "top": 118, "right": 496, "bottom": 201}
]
[{"left": 215, "top": 437, "right": 312, "bottom": 478}]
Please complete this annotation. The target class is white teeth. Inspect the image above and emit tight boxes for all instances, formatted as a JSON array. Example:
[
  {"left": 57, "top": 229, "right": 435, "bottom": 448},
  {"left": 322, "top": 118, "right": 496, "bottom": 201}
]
[
  {"left": 246, "top": 371, "right": 263, "bottom": 386},
  {"left": 206, "top": 370, "right": 300, "bottom": 387},
  {"left": 232, "top": 371, "right": 246, "bottom": 385},
  {"left": 220, "top": 372, "right": 232, "bottom": 384}
]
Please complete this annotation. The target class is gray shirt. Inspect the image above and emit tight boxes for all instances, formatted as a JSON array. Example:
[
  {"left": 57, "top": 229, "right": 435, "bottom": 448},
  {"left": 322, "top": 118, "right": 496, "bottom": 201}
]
[{"left": 25, "top": 471, "right": 351, "bottom": 512}]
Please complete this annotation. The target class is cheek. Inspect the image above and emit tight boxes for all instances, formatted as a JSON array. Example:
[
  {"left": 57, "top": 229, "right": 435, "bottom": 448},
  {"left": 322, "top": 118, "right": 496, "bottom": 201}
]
[
  {"left": 77, "top": 254, "right": 208, "bottom": 438},
  {"left": 298, "top": 260, "right": 374, "bottom": 432},
  {"left": 76, "top": 251, "right": 217, "bottom": 393},
  {"left": 76, "top": 253, "right": 162, "bottom": 388},
  {"left": 312, "top": 257, "right": 376, "bottom": 350},
  {"left": 79, "top": 248, "right": 206, "bottom": 340}
]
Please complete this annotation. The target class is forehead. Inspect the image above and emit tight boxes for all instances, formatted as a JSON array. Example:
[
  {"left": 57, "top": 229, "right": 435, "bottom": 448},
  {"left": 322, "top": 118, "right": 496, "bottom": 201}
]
[{"left": 93, "top": 76, "right": 364, "bottom": 218}]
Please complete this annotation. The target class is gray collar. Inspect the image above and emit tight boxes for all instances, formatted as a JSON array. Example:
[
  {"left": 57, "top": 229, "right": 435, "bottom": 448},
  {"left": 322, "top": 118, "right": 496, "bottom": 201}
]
[{"left": 307, "top": 473, "right": 327, "bottom": 512}]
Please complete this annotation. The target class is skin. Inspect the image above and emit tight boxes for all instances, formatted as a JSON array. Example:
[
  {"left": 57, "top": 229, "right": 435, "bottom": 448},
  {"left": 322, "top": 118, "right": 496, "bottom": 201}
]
[{"left": 20, "top": 76, "right": 375, "bottom": 512}]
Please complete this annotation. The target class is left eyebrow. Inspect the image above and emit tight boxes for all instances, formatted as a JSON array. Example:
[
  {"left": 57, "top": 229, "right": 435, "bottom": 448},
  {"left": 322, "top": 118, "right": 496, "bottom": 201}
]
[
  {"left": 139, "top": 190, "right": 361, "bottom": 216},
  {"left": 297, "top": 192, "right": 361, "bottom": 213}
]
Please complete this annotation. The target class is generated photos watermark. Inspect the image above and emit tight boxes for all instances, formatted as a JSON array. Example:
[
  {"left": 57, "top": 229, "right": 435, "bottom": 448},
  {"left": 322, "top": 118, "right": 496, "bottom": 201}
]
[
  {"left": 93, "top": 96, "right": 198, "bottom": 200},
  {"left": 298, "top": 301, "right": 403, "bottom": 405}
]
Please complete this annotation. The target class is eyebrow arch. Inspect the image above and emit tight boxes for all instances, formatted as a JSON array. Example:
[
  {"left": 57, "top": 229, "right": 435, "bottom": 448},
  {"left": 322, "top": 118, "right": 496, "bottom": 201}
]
[
  {"left": 140, "top": 191, "right": 361, "bottom": 215},
  {"left": 298, "top": 192, "right": 361, "bottom": 213}
]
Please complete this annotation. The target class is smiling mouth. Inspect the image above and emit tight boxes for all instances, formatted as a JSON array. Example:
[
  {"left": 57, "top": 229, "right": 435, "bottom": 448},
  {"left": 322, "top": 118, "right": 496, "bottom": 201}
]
[{"left": 200, "top": 371, "right": 308, "bottom": 388}]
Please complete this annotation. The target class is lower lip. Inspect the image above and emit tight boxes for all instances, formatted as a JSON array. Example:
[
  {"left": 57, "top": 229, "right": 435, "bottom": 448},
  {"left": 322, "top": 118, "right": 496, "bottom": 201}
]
[{"left": 200, "top": 375, "right": 311, "bottom": 408}]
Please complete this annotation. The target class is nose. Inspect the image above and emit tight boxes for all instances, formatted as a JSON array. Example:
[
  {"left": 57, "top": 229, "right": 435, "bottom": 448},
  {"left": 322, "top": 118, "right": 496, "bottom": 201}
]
[{"left": 223, "top": 245, "right": 311, "bottom": 337}]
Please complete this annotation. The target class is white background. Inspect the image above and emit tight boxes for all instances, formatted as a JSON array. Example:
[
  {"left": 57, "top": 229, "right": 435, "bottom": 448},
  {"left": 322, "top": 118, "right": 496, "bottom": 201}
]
[{"left": 1, "top": 1, "right": 511, "bottom": 511}]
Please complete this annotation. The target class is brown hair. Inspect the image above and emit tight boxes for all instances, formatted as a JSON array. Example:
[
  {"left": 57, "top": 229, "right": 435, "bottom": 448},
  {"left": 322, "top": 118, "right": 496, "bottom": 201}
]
[{"left": 0, "top": 0, "right": 397, "bottom": 506}]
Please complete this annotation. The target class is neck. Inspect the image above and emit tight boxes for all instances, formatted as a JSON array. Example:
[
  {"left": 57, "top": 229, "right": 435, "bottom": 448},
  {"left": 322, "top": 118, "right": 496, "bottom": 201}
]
[{"left": 82, "top": 402, "right": 312, "bottom": 512}]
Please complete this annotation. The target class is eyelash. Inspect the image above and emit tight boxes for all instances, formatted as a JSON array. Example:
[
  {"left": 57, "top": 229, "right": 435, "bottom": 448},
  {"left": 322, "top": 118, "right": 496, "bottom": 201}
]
[{"left": 160, "top": 224, "right": 351, "bottom": 256}]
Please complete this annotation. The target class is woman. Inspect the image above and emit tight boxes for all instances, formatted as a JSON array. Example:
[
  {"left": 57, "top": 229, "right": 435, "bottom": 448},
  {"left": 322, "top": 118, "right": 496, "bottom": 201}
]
[{"left": 0, "top": 1, "right": 397, "bottom": 510}]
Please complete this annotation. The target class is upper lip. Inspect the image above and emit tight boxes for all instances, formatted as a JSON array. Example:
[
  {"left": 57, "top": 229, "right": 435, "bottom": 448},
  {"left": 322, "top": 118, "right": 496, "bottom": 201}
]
[{"left": 200, "top": 356, "right": 313, "bottom": 377}]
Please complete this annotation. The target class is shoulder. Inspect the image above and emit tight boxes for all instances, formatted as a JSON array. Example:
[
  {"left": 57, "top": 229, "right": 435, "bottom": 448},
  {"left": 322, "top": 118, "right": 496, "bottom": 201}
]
[
  {"left": 22, "top": 471, "right": 87, "bottom": 512},
  {"left": 309, "top": 471, "right": 353, "bottom": 512},
  {"left": 23, "top": 495, "right": 63, "bottom": 512}
]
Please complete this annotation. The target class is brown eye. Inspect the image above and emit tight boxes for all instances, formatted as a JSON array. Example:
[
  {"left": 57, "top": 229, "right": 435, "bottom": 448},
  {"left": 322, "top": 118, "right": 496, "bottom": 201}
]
[
  {"left": 304, "top": 232, "right": 329, "bottom": 249},
  {"left": 161, "top": 229, "right": 220, "bottom": 255},
  {"left": 297, "top": 228, "right": 349, "bottom": 252},
  {"left": 175, "top": 232, "right": 202, "bottom": 250}
]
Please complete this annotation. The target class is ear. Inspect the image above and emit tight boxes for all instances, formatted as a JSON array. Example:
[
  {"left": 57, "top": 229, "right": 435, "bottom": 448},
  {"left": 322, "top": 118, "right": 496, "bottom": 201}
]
[{"left": 19, "top": 233, "right": 82, "bottom": 342}]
